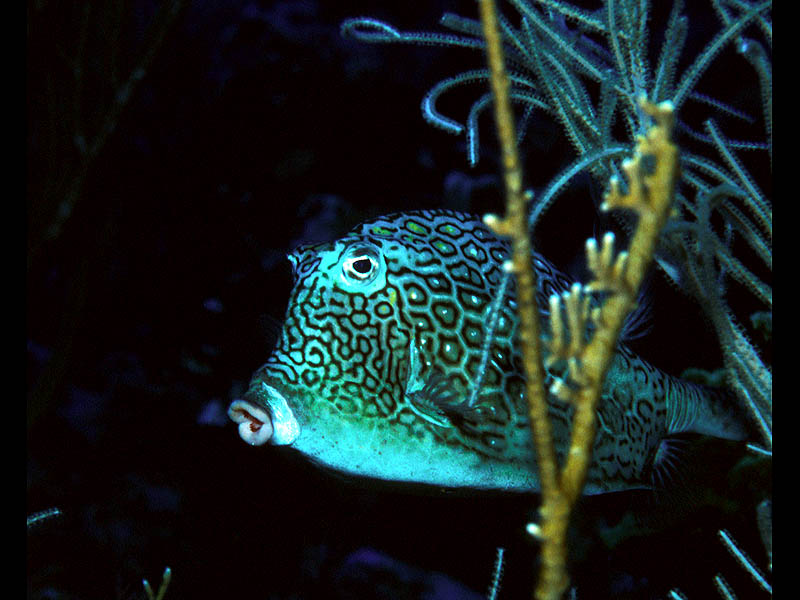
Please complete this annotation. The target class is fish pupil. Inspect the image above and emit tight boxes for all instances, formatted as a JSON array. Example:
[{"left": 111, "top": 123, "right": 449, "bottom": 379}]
[{"left": 352, "top": 257, "right": 372, "bottom": 274}]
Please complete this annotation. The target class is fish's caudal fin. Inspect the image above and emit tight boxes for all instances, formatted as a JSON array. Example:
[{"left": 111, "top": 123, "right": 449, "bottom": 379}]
[{"left": 665, "top": 378, "right": 749, "bottom": 441}]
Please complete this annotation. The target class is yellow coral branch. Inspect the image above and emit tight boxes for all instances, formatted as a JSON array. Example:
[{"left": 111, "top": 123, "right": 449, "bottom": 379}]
[
  {"left": 476, "top": 1, "right": 680, "bottom": 597},
  {"left": 478, "top": 0, "right": 560, "bottom": 506},
  {"left": 477, "top": 0, "right": 568, "bottom": 597}
]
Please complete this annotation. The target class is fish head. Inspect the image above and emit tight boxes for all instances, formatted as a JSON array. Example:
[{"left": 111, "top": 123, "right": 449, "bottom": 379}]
[{"left": 228, "top": 210, "right": 537, "bottom": 489}]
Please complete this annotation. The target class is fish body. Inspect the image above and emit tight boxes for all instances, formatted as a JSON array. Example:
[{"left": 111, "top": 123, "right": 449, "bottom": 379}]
[{"left": 228, "top": 210, "right": 745, "bottom": 494}]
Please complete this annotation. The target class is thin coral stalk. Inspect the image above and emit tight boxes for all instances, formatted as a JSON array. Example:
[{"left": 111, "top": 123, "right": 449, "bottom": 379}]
[
  {"left": 477, "top": 1, "right": 680, "bottom": 598},
  {"left": 143, "top": 566, "right": 172, "bottom": 600},
  {"left": 477, "top": 0, "right": 559, "bottom": 500},
  {"left": 477, "top": 0, "right": 566, "bottom": 597}
]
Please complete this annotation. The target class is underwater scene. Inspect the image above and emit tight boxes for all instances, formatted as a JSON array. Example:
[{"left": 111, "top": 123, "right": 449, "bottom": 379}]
[{"left": 27, "top": 1, "right": 771, "bottom": 599}]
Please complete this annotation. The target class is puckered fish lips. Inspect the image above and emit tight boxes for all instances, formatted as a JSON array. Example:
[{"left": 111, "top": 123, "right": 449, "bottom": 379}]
[{"left": 227, "top": 382, "right": 300, "bottom": 446}]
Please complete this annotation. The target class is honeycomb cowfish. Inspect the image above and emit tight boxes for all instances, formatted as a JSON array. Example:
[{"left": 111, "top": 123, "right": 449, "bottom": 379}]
[{"left": 228, "top": 210, "right": 747, "bottom": 494}]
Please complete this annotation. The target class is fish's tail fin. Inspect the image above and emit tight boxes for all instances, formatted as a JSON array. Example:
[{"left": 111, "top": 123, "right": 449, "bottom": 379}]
[{"left": 665, "top": 377, "right": 750, "bottom": 441}]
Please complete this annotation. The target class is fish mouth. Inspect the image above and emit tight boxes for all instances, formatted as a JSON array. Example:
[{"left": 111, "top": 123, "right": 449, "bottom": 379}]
[{"left": 227, "top": 382, "right": 300, "bottom": 446}]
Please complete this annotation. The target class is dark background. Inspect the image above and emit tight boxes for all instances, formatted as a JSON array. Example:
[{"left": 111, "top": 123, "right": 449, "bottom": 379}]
[{"left": 27, "top": 1, "right": 771, "bottom": 598}]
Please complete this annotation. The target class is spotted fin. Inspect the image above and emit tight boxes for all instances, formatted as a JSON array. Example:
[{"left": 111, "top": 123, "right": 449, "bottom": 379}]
[
  {"left": 404, "top": 337, "right": 482, "bottom": 428},
  {"left": 412, "top": 370, "right": 486, "bottom": 414},
  {"left": 404, "top": 334, "right": 449, "bottom": 428}
]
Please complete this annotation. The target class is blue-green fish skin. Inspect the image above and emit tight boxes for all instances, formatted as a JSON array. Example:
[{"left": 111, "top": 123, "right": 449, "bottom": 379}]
[{"left": 228, "top": 210, "right": 746, "bottom": 494}]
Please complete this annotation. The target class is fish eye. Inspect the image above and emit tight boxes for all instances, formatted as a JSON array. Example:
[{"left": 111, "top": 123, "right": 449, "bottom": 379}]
[{"left": 341, "top": 245, "right": 380, "bottom": 284}]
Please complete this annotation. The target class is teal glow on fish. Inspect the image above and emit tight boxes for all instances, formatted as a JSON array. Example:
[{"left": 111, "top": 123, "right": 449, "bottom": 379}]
[{"left": 228, "top": 210, "right": 746, "bottom": 493}]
